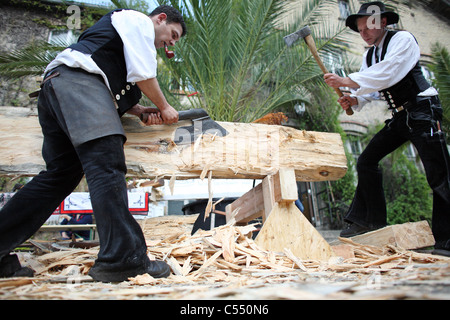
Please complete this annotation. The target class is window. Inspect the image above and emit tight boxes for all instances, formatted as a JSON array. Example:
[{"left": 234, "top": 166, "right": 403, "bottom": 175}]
[
  {"left": 48, "top": 29, "right": 81, "bottom": 46},
  {"left": 346, "top": 135, "right": 363, "bottom": 160},
  {"left": 420, "top": 65, "right": 434, "bottom": 86}
]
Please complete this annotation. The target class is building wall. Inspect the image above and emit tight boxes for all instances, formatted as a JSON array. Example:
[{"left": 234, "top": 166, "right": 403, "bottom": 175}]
[{"left": 0, "top": 5, "right": 61, "bottom": 108}]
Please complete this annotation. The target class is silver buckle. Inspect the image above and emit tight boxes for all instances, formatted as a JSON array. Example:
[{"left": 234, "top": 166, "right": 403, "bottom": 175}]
[{"left": 392, "top": 105, "right": 404, "bottom": 115}]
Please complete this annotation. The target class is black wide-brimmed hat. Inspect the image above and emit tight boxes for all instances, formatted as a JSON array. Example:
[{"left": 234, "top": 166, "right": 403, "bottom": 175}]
[{"left": 345, "top": 1, "right": 399, "bottom": 32}]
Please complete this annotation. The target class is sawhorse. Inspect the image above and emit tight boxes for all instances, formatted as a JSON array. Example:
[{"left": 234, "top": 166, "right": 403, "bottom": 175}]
[{"left": 225, "top": 168, "right": 334, "bottom": 260}]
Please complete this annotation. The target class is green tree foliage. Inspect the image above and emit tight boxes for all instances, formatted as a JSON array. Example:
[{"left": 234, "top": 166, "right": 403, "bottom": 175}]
[
  {"left": 428, "top": 42, "right": 450, "bottom": 135},
  {"left": 156, "top": 0, "right": 350, "bottom": 122},
  {"left": 383, "top": 153, "right": 433, "bottom": 225}
]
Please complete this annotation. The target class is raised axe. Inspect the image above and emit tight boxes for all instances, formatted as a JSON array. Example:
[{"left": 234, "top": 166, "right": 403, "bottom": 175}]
[
  {"left": 284, "top": 25, "right": 354, "bottom": 115},
  {"left": 140, "top": 108, "right": 228, "bottom": 145}
]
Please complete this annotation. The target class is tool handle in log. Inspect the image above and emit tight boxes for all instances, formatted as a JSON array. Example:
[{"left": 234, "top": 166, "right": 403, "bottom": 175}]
[
  {"left": 140, "top": 108, "right": 209, "bottom": 123},
  {"left": 304, "top": 35, "right": 354, "bottom": 116}
]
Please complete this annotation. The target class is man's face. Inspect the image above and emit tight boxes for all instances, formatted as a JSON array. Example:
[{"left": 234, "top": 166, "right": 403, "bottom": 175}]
[
  {"left": 152, "top": 13, "right": 183, "bottom": 49},
  {"left": 356, "top": 16, "right": 387, "bottom": 46}
]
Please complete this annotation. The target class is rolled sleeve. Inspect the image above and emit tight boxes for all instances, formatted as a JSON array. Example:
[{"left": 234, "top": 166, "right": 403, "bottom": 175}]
[{"left": 111, "top": 10, "right": 158, "bottom": 83}]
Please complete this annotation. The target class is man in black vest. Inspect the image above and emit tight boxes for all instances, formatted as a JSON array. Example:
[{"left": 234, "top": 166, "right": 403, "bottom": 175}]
[
  {"left": 0, "top": 6, "right": 187, "bottom": 281},
  {"left": 324, "top": 2, "right": 450, "bottom": 256}
]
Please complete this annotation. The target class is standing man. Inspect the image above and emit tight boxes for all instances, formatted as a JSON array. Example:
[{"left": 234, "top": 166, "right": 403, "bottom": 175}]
[
  {"left": 0, "top": 5, "right": 187, "bottom": 281},
  {"left": 324, "top": 2, "right": 450, "bottom": 256}
]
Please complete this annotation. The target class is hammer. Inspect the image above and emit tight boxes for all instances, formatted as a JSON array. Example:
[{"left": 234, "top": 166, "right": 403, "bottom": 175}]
[{"left": 284, "top": 25, "right": 354, "bottom": 116}]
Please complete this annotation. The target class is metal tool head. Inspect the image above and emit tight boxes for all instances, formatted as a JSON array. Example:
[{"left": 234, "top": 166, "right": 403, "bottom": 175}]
[
  {"left": 283, "top": 25, "right": 311, "bottom": 47},
  {"left": 173, "top": 109, "right": 228, "bottom": 145},
  {"left": 141, "top": 108, "right": 228, "bottom": 146}
]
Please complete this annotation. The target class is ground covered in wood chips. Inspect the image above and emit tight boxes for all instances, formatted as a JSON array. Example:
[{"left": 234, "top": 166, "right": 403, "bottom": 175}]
[{"left": 1, "top": 215, "right": 449, "bottom": 300}]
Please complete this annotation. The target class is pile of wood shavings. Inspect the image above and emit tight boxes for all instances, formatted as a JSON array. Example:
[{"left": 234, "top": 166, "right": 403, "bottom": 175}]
[{"left": 1, "top": 214, "right": 449, "bottom": 300}]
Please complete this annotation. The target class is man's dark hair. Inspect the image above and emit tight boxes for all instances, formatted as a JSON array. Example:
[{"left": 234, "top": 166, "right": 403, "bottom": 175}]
[{"left": 150, "top": 5, "right": 187, "bottom": 37}]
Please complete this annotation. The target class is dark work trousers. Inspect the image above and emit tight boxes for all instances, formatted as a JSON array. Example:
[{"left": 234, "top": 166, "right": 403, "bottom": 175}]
[
  {"left": 345, "top": 96, "right": 450, "bottom": 248},
  {"left": 0, "top": 73, "right": 149, "bottom": 272}
]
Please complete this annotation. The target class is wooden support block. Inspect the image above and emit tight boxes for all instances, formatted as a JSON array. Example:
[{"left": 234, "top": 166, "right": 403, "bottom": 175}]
[
  {"left": 272, "top": 168, "right": 298, "bottom": 203},
  {"left": 348, "top": 221, "right": 435, "bottom": 250},
  {"left": 255, "top": 202, "right": 334, "bottom": 261}
]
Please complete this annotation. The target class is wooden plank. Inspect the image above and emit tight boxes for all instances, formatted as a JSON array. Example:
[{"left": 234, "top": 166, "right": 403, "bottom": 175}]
[
  {"left": 225, "top": 168, "right": 298, "bottom": 224},
  {"left": 255, "top": 202, "right": 334, "bottom": 261},
  {"left": 39, "top": 224, "right": 97, "bottom": 231},
  {"left": 225, "top": 182, "right": 265, "bottom": 224},
  {"left": 261, "top": 175, "right": 275, "bottom": 222},
  {"left": 0, "top": 107, "right": 348, "bottom": 181},
  {"left": 347, "top": 221, "right": 435, "bottom": 250}
]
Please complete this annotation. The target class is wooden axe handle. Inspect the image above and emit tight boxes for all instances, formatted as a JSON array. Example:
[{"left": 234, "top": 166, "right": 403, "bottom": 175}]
[
  {"left": 304, "top": 35, "right": 354, "bottom": 116},
  {"left": 140, "top": 108, "right": 209, "bottom": 123}
]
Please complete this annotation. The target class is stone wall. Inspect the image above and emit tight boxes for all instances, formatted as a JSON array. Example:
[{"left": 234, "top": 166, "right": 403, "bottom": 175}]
[{"left": 0, "top": 5, "right": 61, "bottom": 108}]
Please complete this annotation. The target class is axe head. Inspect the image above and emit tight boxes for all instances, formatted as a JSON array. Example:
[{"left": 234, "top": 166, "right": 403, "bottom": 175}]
[
  {"left": 173, "top": 109, "right": 228, "bottom": 145},
  {"left": 284, "top": 25, "right": 311, "bottom": 47},
  {"left": 140, "top": 108, "right": 228, "bottom": 146}
]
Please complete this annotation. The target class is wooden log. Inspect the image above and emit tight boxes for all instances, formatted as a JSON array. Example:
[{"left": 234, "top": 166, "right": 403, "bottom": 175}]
[
  {"left": 344, "top": 221, "right": 435, "bottom": 250},
  {"left": 0, "top": 107, "right": 45, "bottom": 176},
  {"left": 0, "top": 107, "right": 348, "bottom": 181}
]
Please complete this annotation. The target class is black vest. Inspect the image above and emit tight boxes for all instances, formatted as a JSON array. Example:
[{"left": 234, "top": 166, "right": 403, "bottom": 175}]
[
  {"left": 69, "top": 9, "right": 142, "bottom": 116},
  {"left": 366, "top": 31, "right": 430, "bottom": 109}
]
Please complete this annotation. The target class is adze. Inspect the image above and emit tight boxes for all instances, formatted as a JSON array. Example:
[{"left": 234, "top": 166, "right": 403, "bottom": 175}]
[{"left": 140, "top": 108, "right": 228, "bottom": 145}]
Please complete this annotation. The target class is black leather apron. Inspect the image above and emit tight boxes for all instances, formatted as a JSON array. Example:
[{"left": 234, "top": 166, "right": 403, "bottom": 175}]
[{"left": 48, "top": 65, "right": 126, "bottom": 147}]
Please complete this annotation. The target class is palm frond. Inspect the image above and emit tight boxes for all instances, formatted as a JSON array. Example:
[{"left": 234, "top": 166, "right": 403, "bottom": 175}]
[
  {"left": 0, "top": 41, "right": 66, "bottom": 78},
  {"left": 158, "top": 0, "right": 352, "bottom": 122},
  {"left": 428, "top": 42, "right": 450, "bottom": 132},
  {"left": 109, "top": 0, "right": 150, "bottom": 12}
]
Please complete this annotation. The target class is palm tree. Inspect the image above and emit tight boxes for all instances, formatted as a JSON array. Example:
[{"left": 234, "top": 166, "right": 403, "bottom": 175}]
[
  {"left": 0, "top": 41, "right": 67, "bottom": 79},
  {"left": 0, "top": 0, "right": 350, "bottom": 124},
  {"left": 157, "top": 0, "right": 350, "bottom": 122},
  {"left": 428, "top": 42, "right": 450, "bottom": 135}
]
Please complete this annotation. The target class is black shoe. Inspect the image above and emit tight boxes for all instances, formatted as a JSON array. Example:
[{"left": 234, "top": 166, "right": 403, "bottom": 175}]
[
  {"left": 340, "top": 223, "right": 377, "bottom": 238},
  {"left": 0, "top": 254, "right": 34, "bottom": 278},
  {"left": 432, "top": 248, "right": 450, "bottom": 257},
  {"left": 88, "top": 259, "right": 171, "bottom": 283},
  {"left": 432, "top": 240, "right": 450, "bottom": 257}
]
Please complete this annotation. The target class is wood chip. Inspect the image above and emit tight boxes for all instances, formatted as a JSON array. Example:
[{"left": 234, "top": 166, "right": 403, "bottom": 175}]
[{"left": 5, "top": 215, "right": 449, "bottom": 300}]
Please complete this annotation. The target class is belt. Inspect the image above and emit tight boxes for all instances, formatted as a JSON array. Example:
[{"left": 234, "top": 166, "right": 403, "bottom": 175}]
[
  {"left": 391, "top": 105, "right": 404, "bottom": 114},
  {"left": 390, "top": 100, "right": 413, "bottom": 116},
  {"left": 390, "top": 95, "right": 439, "bottom": 116},
  {"left": 28, "top": 70, "right": 60, "bottom": 98},
  {"left": 391, "top": 105, "right": 407, "bottom": 116}
]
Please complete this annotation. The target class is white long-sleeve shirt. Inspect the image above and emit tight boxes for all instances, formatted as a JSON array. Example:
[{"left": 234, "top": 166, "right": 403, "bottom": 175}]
[
  {"left": 348, "top": 30, "right": 437, "bottom": 111},
  {"left": 45, "top": 10, "right": 157, "bottom": 92}
]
